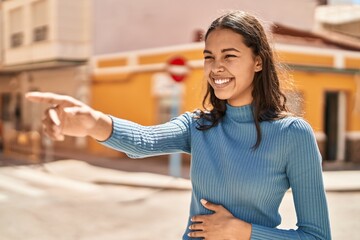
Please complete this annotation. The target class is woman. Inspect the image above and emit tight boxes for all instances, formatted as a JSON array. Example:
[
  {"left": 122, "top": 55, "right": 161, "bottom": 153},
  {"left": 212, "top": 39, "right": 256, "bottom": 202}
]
[{"left": 26, "top": 11, "right": 331, "bottom": 240}]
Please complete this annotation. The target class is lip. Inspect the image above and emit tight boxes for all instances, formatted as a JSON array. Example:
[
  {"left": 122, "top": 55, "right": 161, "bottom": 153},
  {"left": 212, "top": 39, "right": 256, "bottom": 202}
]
[{"left": 211, "top": 77, "right": 234, "bottom": 88}]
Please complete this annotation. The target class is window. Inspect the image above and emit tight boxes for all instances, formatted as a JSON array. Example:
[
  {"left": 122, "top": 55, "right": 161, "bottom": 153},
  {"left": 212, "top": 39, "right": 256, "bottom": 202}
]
[
  {"left": 9, "top": 7, "right": 24, "bottom": 48},
  {"left": 32, "top": 0, "right": 48, "bottom": 42},
  {"left": 11, "top": 32, "right": 24, "bottom": 48},
  {"left": 33, "top": 25, "right": 48, "bottom": 42}
]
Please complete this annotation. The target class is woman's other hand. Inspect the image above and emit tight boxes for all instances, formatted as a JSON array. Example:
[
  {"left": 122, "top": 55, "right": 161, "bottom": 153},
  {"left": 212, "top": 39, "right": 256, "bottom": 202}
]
[{"left": 188, "top": 199, "right": 252, "bottom": 240}]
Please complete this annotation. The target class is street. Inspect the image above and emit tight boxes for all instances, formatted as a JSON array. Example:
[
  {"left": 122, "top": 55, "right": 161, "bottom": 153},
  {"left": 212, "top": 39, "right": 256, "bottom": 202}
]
[{"left": 0, "top": 160, "right": 359, "bottom": 240}]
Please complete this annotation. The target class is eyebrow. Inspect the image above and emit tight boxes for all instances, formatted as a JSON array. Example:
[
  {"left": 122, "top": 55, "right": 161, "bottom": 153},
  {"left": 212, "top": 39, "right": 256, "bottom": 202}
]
[{"left": 203, "top": 48, "right": 240, "bottom": 54}]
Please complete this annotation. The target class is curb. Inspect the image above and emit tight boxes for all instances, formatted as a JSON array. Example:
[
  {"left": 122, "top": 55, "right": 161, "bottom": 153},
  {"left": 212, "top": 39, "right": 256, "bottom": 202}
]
[
  {"left": 322, "top": 171, "right": 360, "bottom": 192},
  {"left": 44, "top": 159, "right": 192, "bottom": 191}
]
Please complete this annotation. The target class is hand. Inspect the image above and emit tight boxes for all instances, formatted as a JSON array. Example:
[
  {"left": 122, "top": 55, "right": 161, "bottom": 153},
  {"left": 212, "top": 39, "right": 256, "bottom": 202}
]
[
  {"left": 188, "top": 199, "right": 252, "bottom": 240},
  {"left": 25, "top": 92, "right": 112, "bottom": 141}
]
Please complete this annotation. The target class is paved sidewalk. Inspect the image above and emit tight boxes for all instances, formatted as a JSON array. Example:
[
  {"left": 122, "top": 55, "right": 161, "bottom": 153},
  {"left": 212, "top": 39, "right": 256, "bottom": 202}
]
[{"left": 1, "top": 159, "right": 359, "bottom": 240}]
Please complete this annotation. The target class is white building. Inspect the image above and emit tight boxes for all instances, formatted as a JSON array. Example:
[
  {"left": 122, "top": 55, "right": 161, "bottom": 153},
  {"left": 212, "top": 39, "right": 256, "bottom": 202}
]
[
  {"left": 0, "top": 0, "right": 91, "bottom": 159},
  {"left": 314, "top": 4, "right": 360, "bottom": 49}
]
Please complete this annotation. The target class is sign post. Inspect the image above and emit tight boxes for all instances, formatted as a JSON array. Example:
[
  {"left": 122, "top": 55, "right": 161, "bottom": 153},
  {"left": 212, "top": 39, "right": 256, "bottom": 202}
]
[{"left": 167, "top": 57, "right": 189, "bottom": 177}]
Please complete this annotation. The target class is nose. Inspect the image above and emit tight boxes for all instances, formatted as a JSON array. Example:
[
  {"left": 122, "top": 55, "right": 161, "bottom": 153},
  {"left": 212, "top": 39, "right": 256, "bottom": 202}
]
[{"left": 211, "top": 60, "right": 225, "bottom": 74}]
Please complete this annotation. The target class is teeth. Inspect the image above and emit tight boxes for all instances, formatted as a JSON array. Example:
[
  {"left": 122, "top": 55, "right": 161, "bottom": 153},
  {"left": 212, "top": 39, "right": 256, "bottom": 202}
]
[{"left": 214, "top": 78, "right": 231, "bottom": 84}]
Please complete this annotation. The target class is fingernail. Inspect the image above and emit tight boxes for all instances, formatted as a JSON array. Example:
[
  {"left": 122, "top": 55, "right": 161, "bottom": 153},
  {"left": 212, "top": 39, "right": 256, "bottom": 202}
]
[
  {"left": 49, "top": 109, "right": 61, "bottom": 126},
  {"left": 200, "top": 199, "right": 207, "bottom": 205}
]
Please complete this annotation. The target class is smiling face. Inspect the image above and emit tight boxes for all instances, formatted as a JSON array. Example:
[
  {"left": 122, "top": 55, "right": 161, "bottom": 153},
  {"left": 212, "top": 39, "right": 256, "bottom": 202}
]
[{"left": 204, "top": 28, "right": 262, "bottom": 107}]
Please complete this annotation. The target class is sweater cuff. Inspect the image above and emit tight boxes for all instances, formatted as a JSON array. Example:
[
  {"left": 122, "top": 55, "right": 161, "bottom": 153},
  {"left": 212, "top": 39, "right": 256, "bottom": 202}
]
[
  {"left": 98, "top": 115, "right": 125, "bottom": 146},
  {"left": 251, "top": 224, "right": 298, "bottom": 240},
  {"left": 96, "top": 115, "right": 114, "bottom": 143}
]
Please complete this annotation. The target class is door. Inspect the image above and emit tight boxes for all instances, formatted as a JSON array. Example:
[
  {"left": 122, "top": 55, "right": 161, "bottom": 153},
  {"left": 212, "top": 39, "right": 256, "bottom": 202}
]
[{"left": 324, "top": 91, "right": 346, "bottom": 161}]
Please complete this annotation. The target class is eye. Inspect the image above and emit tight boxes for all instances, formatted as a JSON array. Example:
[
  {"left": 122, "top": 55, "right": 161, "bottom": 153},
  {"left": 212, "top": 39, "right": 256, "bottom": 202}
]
[
  {"left": 225, "top": 54, "right": 237, "bottom": 59},
  {"left": 204, "top": 56, "right": 214, "bottom": 60}
]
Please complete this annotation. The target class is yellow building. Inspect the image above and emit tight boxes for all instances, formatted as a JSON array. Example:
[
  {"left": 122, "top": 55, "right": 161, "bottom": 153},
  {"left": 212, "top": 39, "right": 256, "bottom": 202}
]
[{"left": 90, "top": 31, "right": 360, "bottom": 163}]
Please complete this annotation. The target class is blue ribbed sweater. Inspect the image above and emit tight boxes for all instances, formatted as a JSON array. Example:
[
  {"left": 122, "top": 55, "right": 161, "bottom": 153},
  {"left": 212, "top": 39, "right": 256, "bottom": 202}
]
[{"left": 101, "top": 104, "right": 331, "bottom": 240}]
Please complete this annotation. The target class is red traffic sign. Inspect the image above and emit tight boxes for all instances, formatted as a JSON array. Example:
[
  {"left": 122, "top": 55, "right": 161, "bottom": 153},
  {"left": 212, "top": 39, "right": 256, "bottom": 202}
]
[{"left": 167, "top": 56, "right": 189, "bottom": 82}]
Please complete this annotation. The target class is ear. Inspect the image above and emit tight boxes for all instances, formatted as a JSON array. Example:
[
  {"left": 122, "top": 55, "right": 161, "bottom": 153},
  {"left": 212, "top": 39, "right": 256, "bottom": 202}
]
[{"left": 254, "top": 56, "right": 262, "bottom": 72}]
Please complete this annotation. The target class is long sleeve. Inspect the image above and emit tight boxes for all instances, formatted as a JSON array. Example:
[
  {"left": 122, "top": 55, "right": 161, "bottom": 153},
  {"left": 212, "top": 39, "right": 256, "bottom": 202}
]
[
  {"left": 99, "top": 113, "right": 192, "bottom": 158},
  {"left": 251, "top": 119, "right": 331, "bottom": 240}
]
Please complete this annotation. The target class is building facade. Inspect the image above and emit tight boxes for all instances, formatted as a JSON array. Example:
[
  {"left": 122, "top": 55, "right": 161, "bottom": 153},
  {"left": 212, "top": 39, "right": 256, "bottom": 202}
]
[{"left": 0, "top": 0, "right": 359, "bottom": 164}]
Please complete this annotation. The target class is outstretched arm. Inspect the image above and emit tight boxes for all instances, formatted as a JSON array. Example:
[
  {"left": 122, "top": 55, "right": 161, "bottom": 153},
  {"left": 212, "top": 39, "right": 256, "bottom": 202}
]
[
  {"left": 25, "top": 92, "right": 112, "bottom": 141},
  {"left": 26, "top": 91, "right": 192, "bottom": 158}
]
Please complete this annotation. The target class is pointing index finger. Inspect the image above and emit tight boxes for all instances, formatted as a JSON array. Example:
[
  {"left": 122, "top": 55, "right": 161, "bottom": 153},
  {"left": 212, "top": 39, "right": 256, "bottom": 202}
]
[{"left": 25, "top": 92, "right": 79, "bottom": 106}]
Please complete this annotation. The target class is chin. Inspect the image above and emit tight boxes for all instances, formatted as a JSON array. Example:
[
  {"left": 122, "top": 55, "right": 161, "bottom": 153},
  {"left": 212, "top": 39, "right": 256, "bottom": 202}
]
[{"left": 214, "top": 93, "right": 230, "bottom": 101}]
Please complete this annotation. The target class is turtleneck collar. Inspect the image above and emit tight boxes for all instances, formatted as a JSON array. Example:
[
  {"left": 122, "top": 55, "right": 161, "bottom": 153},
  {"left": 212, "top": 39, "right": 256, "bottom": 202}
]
[{"left": 225, "top": 103, "right": 254, "bottom": 123}]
